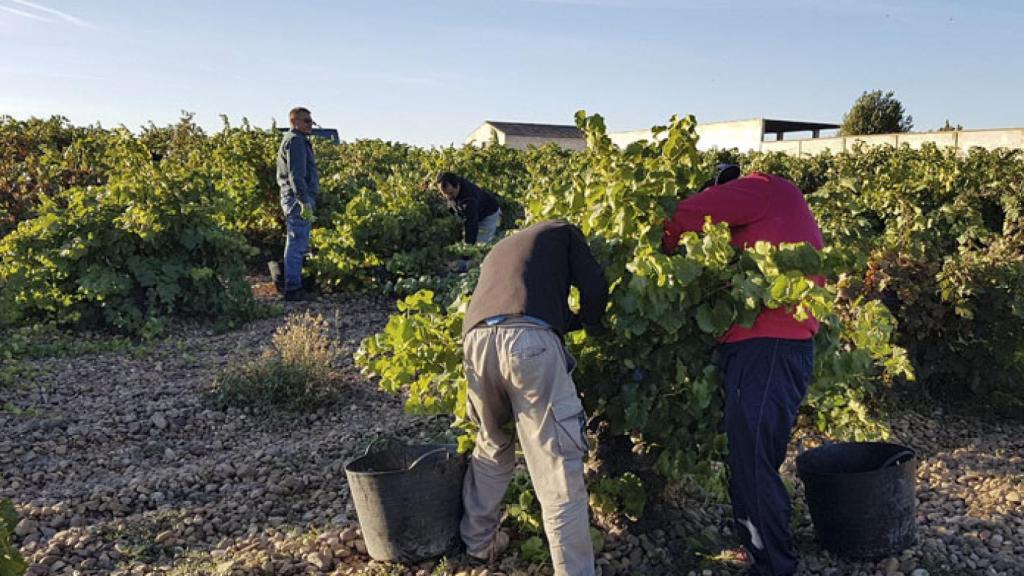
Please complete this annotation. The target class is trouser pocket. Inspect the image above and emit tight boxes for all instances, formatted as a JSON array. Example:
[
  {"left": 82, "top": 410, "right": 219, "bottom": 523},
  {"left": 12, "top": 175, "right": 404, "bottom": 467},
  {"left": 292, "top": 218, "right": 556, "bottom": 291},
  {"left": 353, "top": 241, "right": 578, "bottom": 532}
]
[
  {"left": 563, "top": 347, "right": 577, "bottom": 375},
  {"left": 551, "top": 399, "right": 588, "bottom": 459}
]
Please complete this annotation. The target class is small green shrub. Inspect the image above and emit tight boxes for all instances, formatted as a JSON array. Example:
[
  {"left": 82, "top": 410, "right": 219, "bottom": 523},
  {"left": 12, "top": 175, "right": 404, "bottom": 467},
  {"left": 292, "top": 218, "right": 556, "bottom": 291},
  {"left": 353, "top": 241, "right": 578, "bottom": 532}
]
[
  {"left": 0, "top": 498, "right": 26, "bottom": 576},
  {"left": 589, "top": 472, "right": 646, "bottom": 522},
  {"left": 0, "top": 323, "right": 140, "bottom": 390},
  {"left": 2, "top": 323, "right": 135, "bottom": 361},
  {"left": 502, "top": 470, "right": 549, "bottom": 563},
  {"left": 212, "top": 312, "right": 340, "bottom": 410}
]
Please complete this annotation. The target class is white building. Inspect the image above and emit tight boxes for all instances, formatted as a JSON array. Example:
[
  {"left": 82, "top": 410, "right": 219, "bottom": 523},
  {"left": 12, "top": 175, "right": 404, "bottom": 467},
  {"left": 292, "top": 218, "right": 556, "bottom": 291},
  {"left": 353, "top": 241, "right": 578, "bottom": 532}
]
[
  {"left": 758, "top": 127, "right": 1024, "bottom": 155},
  {"left": 611, "top": 118, "right": 1024, "bottom": 155},
  {"left": 465, "top": 121, "right": 587, "bottom": 151},
  {"left": 468, "top": 117, "right": 1024, "bottom": 155},
  {"left": 609, "top": 119, "right": 840, "bottom": 151}
]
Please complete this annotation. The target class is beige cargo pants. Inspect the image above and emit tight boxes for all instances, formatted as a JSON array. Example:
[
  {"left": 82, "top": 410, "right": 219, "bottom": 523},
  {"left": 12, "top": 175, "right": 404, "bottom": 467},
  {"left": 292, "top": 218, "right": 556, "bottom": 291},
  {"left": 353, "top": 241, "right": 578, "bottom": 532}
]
[{"left": 461, "top": 322, "right": 595, "bottom": 576}]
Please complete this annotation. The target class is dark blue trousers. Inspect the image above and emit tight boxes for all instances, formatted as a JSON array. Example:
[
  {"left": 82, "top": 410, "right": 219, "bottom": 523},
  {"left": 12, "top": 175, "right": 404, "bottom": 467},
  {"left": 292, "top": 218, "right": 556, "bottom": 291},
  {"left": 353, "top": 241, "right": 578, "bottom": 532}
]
[{"left": 719, "top": 337, "right": 814, "bottom": 576}]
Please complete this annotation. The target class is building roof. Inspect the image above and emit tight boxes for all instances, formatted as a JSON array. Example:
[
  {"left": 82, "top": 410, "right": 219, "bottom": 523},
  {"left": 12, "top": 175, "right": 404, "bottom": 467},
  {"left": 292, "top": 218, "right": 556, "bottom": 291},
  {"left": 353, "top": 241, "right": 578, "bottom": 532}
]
[
  {"left": 762, "top": 119, "right": 840, "bottom": 134},
  {"left": 485, "top": 121, "right": 584, "bottom": 139}
]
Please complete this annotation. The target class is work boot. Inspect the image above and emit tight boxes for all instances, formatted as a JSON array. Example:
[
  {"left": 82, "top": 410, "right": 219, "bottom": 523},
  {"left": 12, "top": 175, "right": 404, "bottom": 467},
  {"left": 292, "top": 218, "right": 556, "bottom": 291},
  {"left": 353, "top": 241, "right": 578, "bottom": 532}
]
[
  {"left": 468, "top": 529, "right": 510, "bottom": 564},
  {"left": 284, "top": 289, "right": 318, "bottom": 302}
]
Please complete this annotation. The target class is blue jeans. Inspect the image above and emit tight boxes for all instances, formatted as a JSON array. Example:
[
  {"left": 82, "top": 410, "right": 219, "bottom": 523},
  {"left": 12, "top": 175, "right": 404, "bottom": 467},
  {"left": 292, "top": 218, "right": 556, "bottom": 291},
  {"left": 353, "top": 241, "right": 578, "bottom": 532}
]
[
  {"left": 282, "top": 200, "right": 312, "bottom": 293},
  {"left": 718, "top": 337, "right": 814, "bottom": 576}
]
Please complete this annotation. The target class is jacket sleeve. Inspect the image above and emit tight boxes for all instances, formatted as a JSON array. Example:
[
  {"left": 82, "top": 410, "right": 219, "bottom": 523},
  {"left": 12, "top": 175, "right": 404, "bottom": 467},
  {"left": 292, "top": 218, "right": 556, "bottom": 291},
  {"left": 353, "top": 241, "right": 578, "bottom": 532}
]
[
  {"left": 286, "top": 137, "right": 311, "bottom": 203},
  {"left": 568, "top": 225, "right": 609, "bottom": 331},
  {"left": 662, "top": 177, "right": 770, "bottom": 253},
  {"left": 462, "top": 196, "right": 480, "bottom": 244}
]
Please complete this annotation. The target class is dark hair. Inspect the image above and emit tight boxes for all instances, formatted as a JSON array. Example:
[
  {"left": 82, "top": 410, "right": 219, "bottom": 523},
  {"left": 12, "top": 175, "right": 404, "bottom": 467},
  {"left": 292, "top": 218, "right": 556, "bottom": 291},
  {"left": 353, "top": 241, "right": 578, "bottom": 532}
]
[
  {"left": 698, "top": 163, "right": 742, "bottom": 192},
  {"left": 436, "top": 172, "right": 460, "bottom": 188},
  {"left": 289, "top": 107, "right": 311, "bottom": 120},
  {"left": 715, "top": 163, "right": 741, "bottom": 185}
]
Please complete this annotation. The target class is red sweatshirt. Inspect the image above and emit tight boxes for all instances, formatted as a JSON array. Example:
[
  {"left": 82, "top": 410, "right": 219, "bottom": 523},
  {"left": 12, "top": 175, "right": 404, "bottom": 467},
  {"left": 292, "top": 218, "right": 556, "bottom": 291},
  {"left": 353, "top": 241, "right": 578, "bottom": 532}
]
[{"left": 662, "top": 172, "right": 825, "bottom": 343}]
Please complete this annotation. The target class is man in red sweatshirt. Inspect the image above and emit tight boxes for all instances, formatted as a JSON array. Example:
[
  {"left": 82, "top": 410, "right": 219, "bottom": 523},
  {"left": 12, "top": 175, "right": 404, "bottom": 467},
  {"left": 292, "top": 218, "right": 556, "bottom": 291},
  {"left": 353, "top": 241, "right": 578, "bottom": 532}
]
[{"left": 662, "top": 165, "right": 824, "bottom": 576}]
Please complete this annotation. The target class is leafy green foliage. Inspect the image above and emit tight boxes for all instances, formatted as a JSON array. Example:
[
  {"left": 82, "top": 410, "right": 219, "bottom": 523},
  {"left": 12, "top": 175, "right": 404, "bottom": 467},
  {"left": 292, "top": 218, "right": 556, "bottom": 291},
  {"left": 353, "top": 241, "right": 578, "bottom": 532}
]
[
  {"left": 839, "top": 90, "right": 913, "bottom": 136},
  {"left": 355, "top": 290, "right": 470, "bottom": 424},
  {"left": 590, "top": 472, "right": 646, "bottom": 521},
  {"left": 0, "top": 499, "right": 26, "bottom": 576},
  {"left": 0, "top": 131, "right": 260, "bottom": 337},
  {"left": 809, "top": 144, "right": 1024, "bottom": 416},
  {"left": 503, "top": 470, "right": 545, "bottom": 537},
  {"left": 311, "top": 141, "right": 533, "bottom": 295},
  {"left": 714, "top": 143, "right": 1024, "bottom": 414},
  {"left": 0, "top": 114, "right": 535, "bottom": 340},
  {"left": 358, "top": 111, "right": 914, "bottom": 500},
  {"left": 311, "top": 180, "right": 461, "bottom": 292},
  {"left": 518, "top": 536, "right": 549, "bottom": 564},
  {"left": 0, "top": 115, "right": 109, "bottom": 237},
  {"left": 4, "top": 109, "right": 1020, "bottom": 420},
  {"left": 203, "top": 117, "right": 282, "bottom": 245},
  {"left": 524, "top": 112, "right": 910, "bottom": 486},
  {"left": 502, "top": 471, "right": 550, "bottom": 563}
]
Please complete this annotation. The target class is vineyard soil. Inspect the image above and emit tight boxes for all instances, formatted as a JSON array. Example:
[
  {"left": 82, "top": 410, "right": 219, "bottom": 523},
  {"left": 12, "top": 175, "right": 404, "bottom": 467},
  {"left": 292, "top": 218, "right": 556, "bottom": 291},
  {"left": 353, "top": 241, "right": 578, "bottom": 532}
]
[{"left": 1, "top": 292, "right": 1021, "bottom": 576}]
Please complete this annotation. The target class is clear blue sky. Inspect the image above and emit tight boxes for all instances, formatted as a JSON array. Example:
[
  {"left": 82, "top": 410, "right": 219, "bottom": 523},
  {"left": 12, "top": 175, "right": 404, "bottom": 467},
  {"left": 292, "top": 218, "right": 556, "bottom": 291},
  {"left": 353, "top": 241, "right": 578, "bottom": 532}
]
[{"left": 2, "top": 0, "right": 1021, "bottom": 146}]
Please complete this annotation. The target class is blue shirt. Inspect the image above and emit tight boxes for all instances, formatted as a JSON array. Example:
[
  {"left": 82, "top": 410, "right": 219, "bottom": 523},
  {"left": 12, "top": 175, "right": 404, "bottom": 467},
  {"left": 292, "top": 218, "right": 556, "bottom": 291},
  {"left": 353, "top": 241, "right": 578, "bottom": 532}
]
[{"left": 277, "top": 129, "right": 320, "bottom": 206}]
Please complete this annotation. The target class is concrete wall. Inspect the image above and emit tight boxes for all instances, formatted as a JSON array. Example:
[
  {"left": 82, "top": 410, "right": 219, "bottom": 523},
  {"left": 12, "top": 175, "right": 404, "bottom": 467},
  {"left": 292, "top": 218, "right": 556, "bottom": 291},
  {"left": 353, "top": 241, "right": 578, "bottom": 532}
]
[
  {"left": 897, "top": 132, "right": 956, "bottom": 150},
  {"left": 760, "top": 140, "right": 802, "bottom": 154},
  {"left": 697, "top": 119, "right": 764, "bottom": 151},
  {"left": 504, "top": 135, "right": 588, "bottom": 151},
  {"left": 608, "top": 129, "right": 655, "bottom": 149},
  {"left": 848, "top": 134, "right": 899, "bottom": 149},
  {"left": 760, "top": 128, "right": 1024, "bottom": 156},
  {"left": 957, "top": 128, "right": 1024, "bottom": 150},
  {"left": 481, "top": 119, "right": 1024, "bottom": 155},
  {"left": 609, "top": 119, "right": 765, "bottom": 152},
  {"left": 798, "top": 137, "right": 844, "bottom": 155}
]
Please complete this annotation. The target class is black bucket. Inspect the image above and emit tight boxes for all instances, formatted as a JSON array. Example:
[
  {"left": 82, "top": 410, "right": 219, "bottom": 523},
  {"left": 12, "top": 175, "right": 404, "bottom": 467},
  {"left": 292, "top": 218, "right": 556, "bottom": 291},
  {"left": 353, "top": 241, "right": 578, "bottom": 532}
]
[
  {"left": 796, "top": 442, "right": 917, "bottom": 559},
  {"left": 345, "top": 443, "right": 467, "bottom": 563}
]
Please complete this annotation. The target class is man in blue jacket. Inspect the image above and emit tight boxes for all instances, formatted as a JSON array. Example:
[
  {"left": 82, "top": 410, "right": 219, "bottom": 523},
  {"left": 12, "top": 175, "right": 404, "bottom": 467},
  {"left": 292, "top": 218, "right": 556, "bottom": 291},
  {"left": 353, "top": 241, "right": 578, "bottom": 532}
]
[{"left": 277, "top": 106, "right": 319, "bottom": 301}]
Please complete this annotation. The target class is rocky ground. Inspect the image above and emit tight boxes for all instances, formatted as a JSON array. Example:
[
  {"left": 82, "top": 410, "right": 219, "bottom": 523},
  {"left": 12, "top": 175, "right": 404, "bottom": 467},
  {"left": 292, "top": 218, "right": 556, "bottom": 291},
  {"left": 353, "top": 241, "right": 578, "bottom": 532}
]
[{"left": 1, "top": 292, "right": 1022, "bottom": 575}]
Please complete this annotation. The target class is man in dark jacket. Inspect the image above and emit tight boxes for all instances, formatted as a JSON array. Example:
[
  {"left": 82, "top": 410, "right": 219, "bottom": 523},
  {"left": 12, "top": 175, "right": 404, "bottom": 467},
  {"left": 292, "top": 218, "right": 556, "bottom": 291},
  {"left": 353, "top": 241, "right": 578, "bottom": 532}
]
[
  {"left": 460, "top": 220, "right": 608, "bottom": 576},
  {"left": 437, "top": 172, "right": 502, "bottom": 244},
  {"left": 277, "top": 106, "right": 319, "bottom": 301}
]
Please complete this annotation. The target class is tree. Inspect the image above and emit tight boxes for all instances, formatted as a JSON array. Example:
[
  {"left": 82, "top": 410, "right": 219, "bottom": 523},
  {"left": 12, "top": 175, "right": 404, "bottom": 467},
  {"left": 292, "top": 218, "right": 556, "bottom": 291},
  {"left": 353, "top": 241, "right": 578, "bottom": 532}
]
[
  {"left": 839, "top": 90, "right": 913, "bottom": 136},
  {"left": 938, "top": 119, "right": 963, "bottom": 132}
]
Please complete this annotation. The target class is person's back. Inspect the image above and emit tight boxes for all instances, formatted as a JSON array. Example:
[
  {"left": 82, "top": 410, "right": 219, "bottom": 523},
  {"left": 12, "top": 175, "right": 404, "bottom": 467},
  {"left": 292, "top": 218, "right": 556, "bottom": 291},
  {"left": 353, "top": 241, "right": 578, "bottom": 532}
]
[
  {"left": 277, "top": 130, "right": 320, "bottom": 207},
  {"left": 721, "top": 173, "right": 822, "bottom": 250},
  {"left": 464, "top": 220, "right": 606, "bottom": 337},
  {"left": 663, "top": 172, "right": 821, "bottom": 250},
  {"left": 662, "top": 172, "right": 824, "bottom": 342}
]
